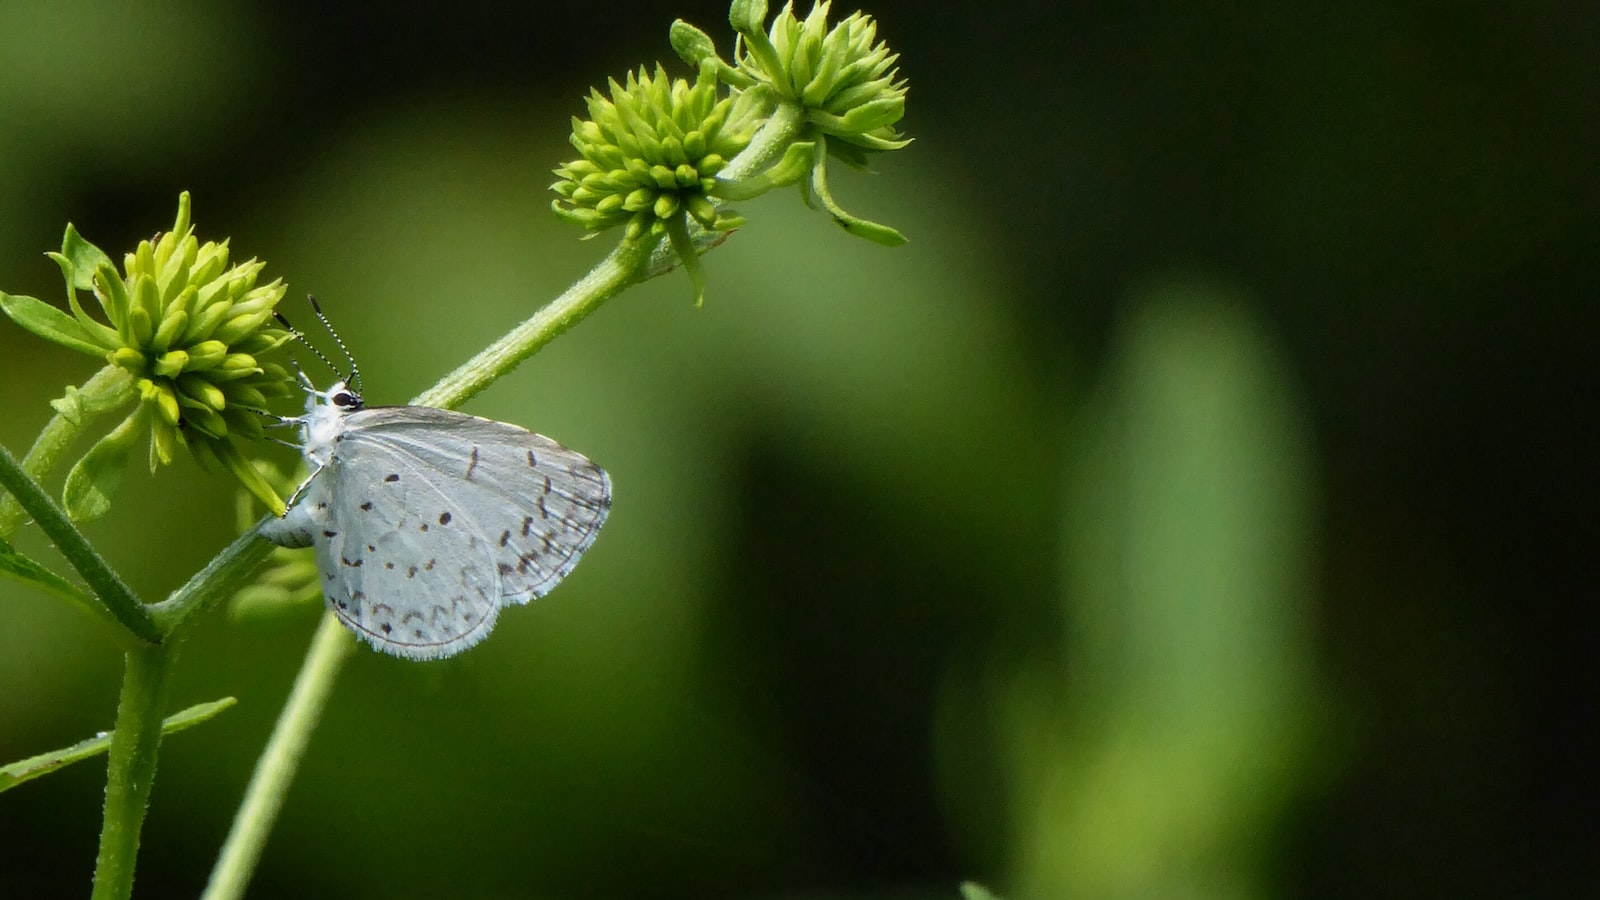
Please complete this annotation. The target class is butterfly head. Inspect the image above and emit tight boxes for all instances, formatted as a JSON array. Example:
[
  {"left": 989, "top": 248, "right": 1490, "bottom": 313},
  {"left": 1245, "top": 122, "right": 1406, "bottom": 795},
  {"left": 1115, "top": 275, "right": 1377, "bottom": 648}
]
[
  {"left": 297, "top": 379, "right": 364, "bottom": 465},
  {"left": 326, "top": 380, "right": 364, "bottom": 413}
]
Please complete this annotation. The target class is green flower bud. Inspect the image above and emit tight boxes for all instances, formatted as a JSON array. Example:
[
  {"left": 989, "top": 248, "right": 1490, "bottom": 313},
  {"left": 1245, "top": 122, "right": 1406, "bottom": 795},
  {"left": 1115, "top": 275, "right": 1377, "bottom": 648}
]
[
  {"left": 153, "top": 350, "right": 189, "bottom": 378},
  {"left": 110, "top": 347, "right": 146, "bottom": 371},
  {"left": 177, "top": 373, "right": 228, "bottom": 412},
  {"left": 184, "top": 339, "right": 230, "bottom": 370},
  {"left": 213, "top": 353, "right": 263, "bottom": 380}
]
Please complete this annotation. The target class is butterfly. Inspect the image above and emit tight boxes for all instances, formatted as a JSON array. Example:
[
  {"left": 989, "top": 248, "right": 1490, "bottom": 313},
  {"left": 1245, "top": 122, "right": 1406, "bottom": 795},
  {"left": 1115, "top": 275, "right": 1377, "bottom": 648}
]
[{"left": 260, "top": 376, "right": 611, "bottom": 660}]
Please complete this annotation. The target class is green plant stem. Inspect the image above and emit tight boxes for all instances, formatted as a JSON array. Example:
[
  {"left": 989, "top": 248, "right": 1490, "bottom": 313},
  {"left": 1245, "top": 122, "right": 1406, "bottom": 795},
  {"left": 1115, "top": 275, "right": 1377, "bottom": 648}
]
[
  {"left": 416, "top": 237, "right": 656, "bottom": 408},
  {"left": 92, "top": 642, "right": 180, "bottom": 900},
  {"left": 724, "top": 99, "right": 806, "bottom": 180},
  {"left": 201, "top": 614, "right": 352, "bottom": 900},
  {"left": 0, "top": 365, "right": 132, "bottom": 538},
  {"left": 0, "top": 442, "right": 157, "bottom": 645},
  {"left": 148, "top": 523, "right": 279, "bottom": 634}
]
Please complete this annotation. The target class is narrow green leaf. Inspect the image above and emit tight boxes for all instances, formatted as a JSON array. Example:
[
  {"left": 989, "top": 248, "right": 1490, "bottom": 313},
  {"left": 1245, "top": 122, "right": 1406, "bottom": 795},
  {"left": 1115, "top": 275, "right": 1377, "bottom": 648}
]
[
  {"left": 0, "top": 697, "right": 237, "bottom": 794},
  {"left": 1, "top": 534, "right": 126, "bottom": 633},
  {"left": 662, "top": 214, "right": 707, "bottom": 307},
  {"left": 214, "top": 438, "right": 287, "bottom": 517},
  {"left": 42, "top": 250, "right": 124, "bottom": 347},
  {"left": 0, "top": 292, "right": 107, "bottom": 356},
  {"left": 809, "top": 142, "right": 908, "bottom": 246},
  {"left": 60, "top": 223, "right": 116, "bottom": 292},
  {"left": 0, "top": 535, "right": 97, "bottom": 611},
  {"left": 63, "top": 409, "right": 147, "bottom": 522}
]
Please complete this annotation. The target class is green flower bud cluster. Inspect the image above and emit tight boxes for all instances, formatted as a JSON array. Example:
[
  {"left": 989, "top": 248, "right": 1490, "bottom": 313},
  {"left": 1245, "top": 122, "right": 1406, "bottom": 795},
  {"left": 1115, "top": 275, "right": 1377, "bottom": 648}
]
[
  {"left": 668, "top": 1, "right": 912, "bottom": 246},
  {"left": 0, "top": 193, "right": 294, "bottom": 519},
  {"left": 726, "top": 0, "right": 910, "bottom": 164},
  {"left": 551, "top": 62, "right": 758, "bottom": 243},
  {"left": 97, "top": 198, "right": 294, "bottom": 466}
]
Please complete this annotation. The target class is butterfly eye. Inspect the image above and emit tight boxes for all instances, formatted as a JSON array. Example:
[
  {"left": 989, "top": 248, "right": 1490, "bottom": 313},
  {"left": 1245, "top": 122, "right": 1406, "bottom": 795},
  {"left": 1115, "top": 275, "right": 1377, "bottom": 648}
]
[{"left": 332, "top": 391, "right": 356, "bottom": 408}]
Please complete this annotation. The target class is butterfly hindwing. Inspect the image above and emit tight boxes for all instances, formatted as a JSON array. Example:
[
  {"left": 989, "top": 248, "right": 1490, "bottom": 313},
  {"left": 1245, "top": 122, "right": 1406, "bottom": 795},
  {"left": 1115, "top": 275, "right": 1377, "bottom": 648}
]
[
  {"left": 315, "top": 433, "right": 503, "bottom": 660},
  {"left": 323, "top": 407, "right": 610, "bottom": 652}
]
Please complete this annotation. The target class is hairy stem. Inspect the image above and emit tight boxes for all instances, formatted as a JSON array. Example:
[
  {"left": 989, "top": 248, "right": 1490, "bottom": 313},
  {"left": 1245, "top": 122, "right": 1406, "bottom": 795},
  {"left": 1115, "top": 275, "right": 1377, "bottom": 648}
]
[
  {"left": 0, "top": 442, "right": 157, "bottom": 645},
  {"left": 0, "top": 365, "right": 133, "bottom": 539},
  {"left": 416, "top": 236, "right": 656, "bottom": 408},
  {"left": 149, "top": 523, "right": 280, "bottom": 634},
  {"left": 201, "top": 614, "right": 353, "bottom": 900},
  {"left": 723, "top": 100, "right": 806, "bottom": 181},
  {"left": 92, "top": 642, "right": 180, "bottom": 900}
]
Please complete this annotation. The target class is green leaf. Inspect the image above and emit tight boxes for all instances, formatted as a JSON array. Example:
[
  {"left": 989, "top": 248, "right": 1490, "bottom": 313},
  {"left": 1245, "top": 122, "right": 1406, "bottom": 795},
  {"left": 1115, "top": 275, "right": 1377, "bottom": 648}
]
[
  {"left": 60, "top": 223, "right": 116, "bottom": 292},
  {"left": 0, "top": 292, "right": 108, "bottom": 356},
  {"left": 809, "top": 140, "right": 908, "bottom": 246},
  {"left": 214, "top": 437, "right": 287, "bottom": 517},
  {"left": 0, "top": 698, "right": 237, "bottom": 794},
  {"left": 0, "top": 535, "right": 97, "bottom": 612},
  {"left": 662, "top": 213, "right": 707, "bottom": 307},
  {"left": 669, "top": 19, "right": 719, "bottom": 67},
  {"left": 63, "top": 409, "right": 147, "bottom": 522},
  {"left": 44, "top": 250, "right": 124, "bottom": 347}
]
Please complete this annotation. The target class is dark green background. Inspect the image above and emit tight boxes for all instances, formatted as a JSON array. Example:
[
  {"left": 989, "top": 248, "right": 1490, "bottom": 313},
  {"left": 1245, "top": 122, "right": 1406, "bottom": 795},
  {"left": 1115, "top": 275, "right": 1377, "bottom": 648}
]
[{"left": 1, "top": 1, "right": 1592, "bottom": 897}]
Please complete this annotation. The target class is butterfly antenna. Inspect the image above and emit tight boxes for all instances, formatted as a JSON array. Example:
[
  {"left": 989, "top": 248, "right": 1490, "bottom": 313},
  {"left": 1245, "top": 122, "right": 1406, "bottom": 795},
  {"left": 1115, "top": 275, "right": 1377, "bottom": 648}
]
[
  {"left": 274, "top": 308, "right": 343, "bottom": 389},
  {"left": 307, "top": 295, "right": 362, "bottom": 395}
]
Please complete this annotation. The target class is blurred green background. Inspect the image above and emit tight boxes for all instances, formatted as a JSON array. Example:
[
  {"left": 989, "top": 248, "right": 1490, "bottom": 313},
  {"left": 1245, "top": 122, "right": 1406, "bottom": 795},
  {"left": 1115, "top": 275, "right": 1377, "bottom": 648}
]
[{"left": 1, "top": 1, "right": 1593, "bottom": 897}]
